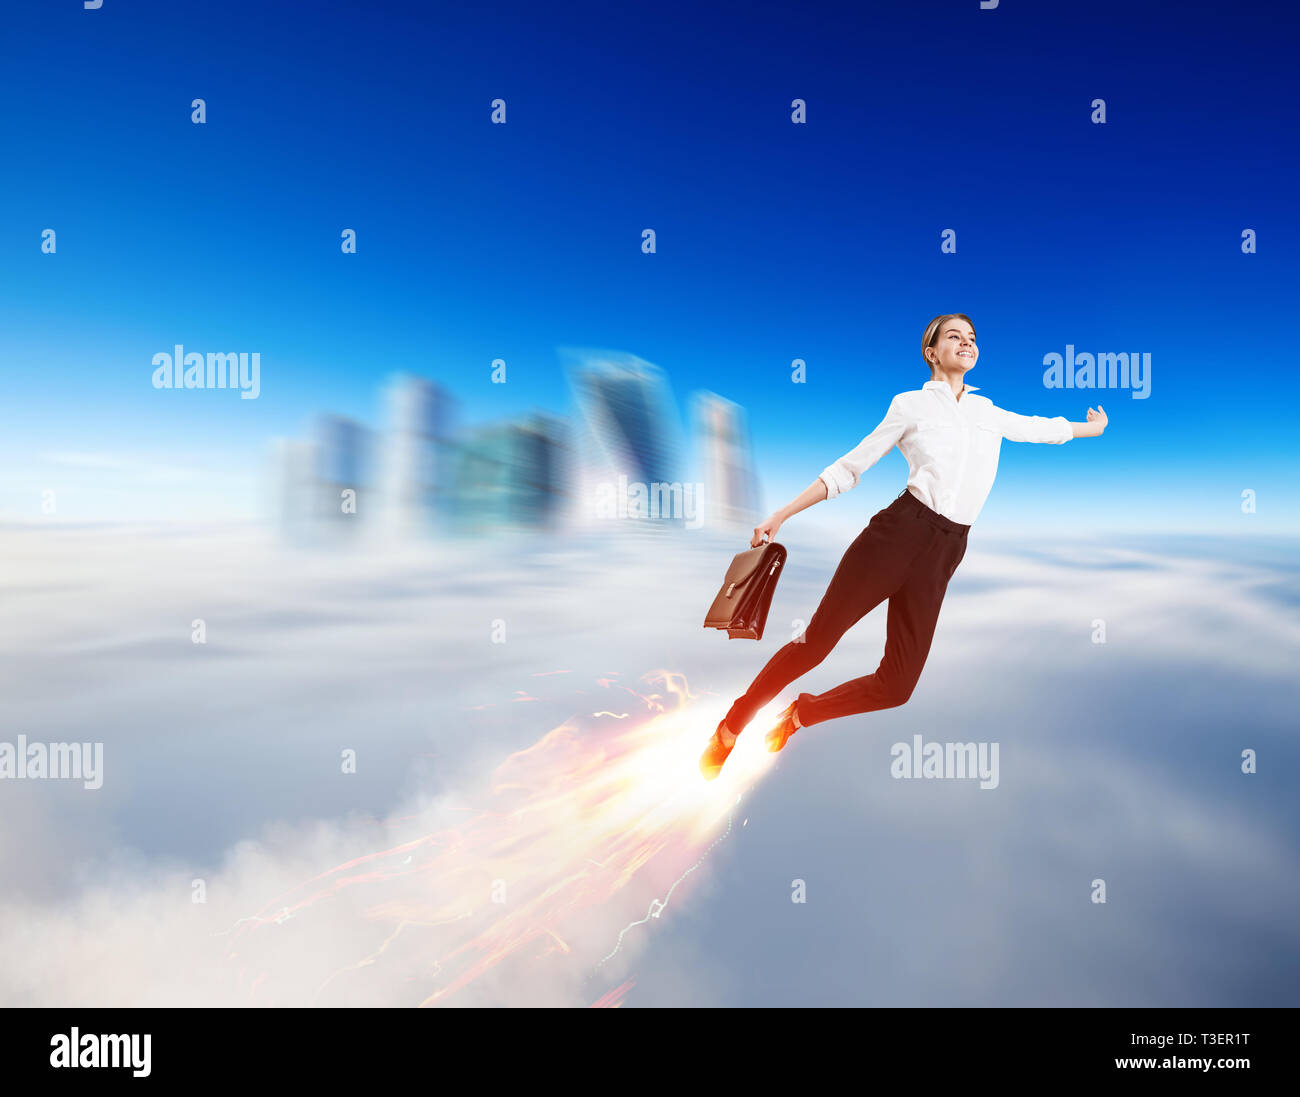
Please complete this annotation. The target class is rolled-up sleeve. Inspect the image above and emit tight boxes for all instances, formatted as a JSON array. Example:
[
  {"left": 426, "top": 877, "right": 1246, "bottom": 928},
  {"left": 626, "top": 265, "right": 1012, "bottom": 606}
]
[
  {"left": 986, "top": 404, "right": 1072, "bottom": 444},
  {"left": 819, "top": 396, "right": 907, "bottom": 499}
]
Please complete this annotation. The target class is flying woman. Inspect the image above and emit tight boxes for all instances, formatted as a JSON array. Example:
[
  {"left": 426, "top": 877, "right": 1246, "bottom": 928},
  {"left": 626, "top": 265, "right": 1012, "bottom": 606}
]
[{"left": 700, "top": 314, "right": 1108, "bottom": 779}]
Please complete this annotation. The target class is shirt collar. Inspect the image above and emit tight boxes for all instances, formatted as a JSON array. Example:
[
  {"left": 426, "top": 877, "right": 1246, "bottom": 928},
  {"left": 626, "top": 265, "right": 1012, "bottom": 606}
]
[{"left": 924, "top": 380, "right": 980, "bottom": 396}]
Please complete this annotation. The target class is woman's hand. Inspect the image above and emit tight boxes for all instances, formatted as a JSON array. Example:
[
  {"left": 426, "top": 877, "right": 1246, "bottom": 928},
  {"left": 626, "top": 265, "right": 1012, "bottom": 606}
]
[
  {"left": 1086, "top": 405, "right": 1107, "bottom": 433},
  {"left": 751, "top": 512, "right": 784, "bottom": 547}
]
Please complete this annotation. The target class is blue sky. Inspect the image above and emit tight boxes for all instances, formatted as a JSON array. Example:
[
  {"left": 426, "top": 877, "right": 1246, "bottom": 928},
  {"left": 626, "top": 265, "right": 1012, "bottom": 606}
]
[{"left": 0, "top": 0, "right": 1295, "bottom": 530}]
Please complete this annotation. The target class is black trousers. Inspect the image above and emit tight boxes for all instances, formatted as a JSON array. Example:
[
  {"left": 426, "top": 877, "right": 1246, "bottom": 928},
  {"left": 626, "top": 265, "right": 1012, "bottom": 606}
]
[{"left": 725, "top": 488, "right": 970, "bottom": 732}]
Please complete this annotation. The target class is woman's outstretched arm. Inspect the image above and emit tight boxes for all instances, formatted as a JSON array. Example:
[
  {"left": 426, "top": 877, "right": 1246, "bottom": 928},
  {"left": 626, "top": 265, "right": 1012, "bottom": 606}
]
[
  {"left": 1070, "top": 405, "right": 1108, "bottom": 438},
  {"left": 988, "top": 402, "right": 1108, "bottom": 443},
  {"left": 749, "top": 396, "right": 906, "bottom": 547},
  {"left": 750, "top": 478, "right": 829, "bottom": 547}
]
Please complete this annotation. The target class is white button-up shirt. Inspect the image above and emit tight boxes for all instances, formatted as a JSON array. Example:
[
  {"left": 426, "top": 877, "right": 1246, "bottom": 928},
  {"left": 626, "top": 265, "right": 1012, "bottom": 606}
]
[{"left": 818, "top": 380, "right": 1072, "bottom": 525}]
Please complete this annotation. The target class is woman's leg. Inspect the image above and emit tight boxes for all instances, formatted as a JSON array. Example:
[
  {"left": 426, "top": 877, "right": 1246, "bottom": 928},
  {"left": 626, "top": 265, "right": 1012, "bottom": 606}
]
[
  {"left": 794, "top": 526, "right": 967, "bottom": 727},
  {"left": 723, "top": 502, "right": 925, "bottom": 735}
]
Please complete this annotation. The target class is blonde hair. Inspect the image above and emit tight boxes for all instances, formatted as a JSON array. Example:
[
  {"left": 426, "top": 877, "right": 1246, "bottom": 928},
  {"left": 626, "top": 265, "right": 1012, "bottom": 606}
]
[{"left": 922, "top": 314, "right": 976, "bottom": 376}]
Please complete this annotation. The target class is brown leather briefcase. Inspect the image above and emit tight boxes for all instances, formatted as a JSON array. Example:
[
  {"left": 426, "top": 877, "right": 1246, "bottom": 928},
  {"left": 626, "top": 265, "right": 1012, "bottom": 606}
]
[{"left": 703, "top": 540, "right": 786, "bottom": 640}]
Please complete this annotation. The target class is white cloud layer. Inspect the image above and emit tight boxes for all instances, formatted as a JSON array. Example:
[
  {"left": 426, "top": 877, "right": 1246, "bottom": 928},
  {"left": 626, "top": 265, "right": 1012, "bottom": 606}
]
[{"left": 0, "top": 521, "right": 1296, "bottom": 1006}]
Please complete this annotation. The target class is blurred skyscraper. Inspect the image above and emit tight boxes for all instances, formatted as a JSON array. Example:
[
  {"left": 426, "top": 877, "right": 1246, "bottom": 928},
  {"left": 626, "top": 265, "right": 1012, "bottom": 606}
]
[
  {"left": 565, "top": 352, "right": 687, "bottom": 529},
  {"left": 454, "top": 412, "right": 571, "bottom": 534},
  {"left": 312, "top": 414, "right": 369, "bottom": 530},
  {"left": 689, "top": 391, "right": 761, "bottom": 531},
  {"left": 380, "top": 375, "right": 459, "bottom": 536},
  {"left": 269, "top": 437, "right": 319, "bottom": 540}
]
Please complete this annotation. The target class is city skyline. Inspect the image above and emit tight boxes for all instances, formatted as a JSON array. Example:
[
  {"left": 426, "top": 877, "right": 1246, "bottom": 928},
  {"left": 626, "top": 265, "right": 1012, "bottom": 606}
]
[{"left": 270, "top": 355, "right": 763, "bottom": 538}]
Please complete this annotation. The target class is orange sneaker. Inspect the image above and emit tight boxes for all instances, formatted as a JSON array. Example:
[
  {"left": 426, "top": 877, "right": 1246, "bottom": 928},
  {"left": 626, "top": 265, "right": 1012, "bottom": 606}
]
[
  {"left": 699, "top": 720, "right": 737, "bottom": 780},
  {"left": 764, "top": 701, "right": 800, "bottom": 753}
]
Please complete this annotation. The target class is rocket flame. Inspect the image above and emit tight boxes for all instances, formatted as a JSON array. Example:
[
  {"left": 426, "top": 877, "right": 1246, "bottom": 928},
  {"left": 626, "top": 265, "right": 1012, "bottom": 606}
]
[{"left": 220, "top": 670, "right": 788, "bottom": 1007}]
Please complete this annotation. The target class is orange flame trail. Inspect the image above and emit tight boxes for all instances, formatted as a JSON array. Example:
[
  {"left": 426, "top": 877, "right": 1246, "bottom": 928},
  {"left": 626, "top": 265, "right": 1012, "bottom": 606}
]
[{"left": 219, "top": 670, "right": 785, "bottom": 1006}]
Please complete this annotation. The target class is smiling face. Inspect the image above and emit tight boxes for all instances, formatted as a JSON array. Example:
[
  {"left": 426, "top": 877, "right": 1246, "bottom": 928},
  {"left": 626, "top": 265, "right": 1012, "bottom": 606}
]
[{"left": 926, "top": 318, "right": 978, "bottom": 377}]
